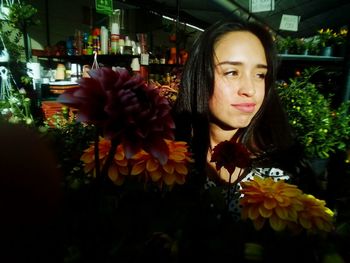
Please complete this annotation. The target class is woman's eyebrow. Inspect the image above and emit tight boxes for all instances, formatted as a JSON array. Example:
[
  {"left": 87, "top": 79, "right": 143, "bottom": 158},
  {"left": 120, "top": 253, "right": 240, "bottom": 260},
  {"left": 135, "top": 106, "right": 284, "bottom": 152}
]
[
  {"left": 216, "top": 61, "right": 268, "bottom": 69},
  {"left": 216, "top": 61, "right": 242, "bottom": 66}
]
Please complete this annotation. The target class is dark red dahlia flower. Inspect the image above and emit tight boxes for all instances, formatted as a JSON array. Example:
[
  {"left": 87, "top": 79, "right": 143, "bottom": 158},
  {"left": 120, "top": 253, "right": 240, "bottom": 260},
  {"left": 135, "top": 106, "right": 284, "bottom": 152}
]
[
  {"left": 210, "top": 140, "right": 252, "bottom": 175},
  {"left": 58, "top": 67, "right": 175, "bottom": 164}
]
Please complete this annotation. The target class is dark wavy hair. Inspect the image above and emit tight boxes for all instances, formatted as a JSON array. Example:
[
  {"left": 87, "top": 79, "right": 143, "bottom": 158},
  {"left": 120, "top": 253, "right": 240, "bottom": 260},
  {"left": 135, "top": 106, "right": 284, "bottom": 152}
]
[{"left": 173, "top": 19, "right": 295, "bottom": 176}]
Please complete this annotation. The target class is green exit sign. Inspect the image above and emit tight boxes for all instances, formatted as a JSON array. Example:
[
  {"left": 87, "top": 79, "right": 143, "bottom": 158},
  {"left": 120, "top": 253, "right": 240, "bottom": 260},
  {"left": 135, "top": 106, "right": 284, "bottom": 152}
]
[{"left": 95, "top": 0, "right": 113, "bottom": 15}]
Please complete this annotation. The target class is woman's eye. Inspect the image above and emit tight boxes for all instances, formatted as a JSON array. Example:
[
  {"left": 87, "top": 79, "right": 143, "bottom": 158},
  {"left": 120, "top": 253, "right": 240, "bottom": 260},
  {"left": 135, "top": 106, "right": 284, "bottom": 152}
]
[
  {"left": 256, "top": 73, "right": 266, "bottom": 79},
  {"left": 224, "top": 70, "right": 239, "bottom": 77}
]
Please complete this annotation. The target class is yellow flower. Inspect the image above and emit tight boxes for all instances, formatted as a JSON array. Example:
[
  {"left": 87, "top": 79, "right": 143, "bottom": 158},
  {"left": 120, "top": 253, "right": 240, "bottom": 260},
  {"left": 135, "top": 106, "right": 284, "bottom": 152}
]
[
  {"left": 80, "top": 137, "right": 111, "bottom": 174},
  {"left": 108, "top": 144, "right": 129, "bottom": 185},
  {"left": 130, "top": 139, "right": 193, "bottom": 188},
  {"left": 163, "top": 139, "right": 194, "bottom": 186},
  {"left": 130, "top": 149, "right": 160, "bottom": 182},
  {"left": 297, "top": 194, "right": 334, "bottom": 233},
  {"left": 317, "top": 28, "right": 337, "bottom": 47},
  {"left": 240, "top": 176, "right": 335, "bottom": 234},
  {"left": 80, "top": 137, "right": 129, "bottom": 185},
  {"left": 339, "top": 28, "right": 348, "bottom": 36},
  {"left": 81, "top": 138, "right": 192, "bottom": 188},
  {"left": 240, "top": 176, "right": 304, "bottom": 231}
]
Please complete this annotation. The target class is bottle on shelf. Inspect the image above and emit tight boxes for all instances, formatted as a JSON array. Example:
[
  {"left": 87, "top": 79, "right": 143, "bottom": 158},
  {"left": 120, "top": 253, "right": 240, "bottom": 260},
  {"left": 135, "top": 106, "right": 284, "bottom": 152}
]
[
  {"left": 82, "top": 32, "right": 89, "bottom": 55},
  {"left": 55, "top": 63, "right": 66, "bottom": 80},
  {"left": 92, "top": 28, "right": 101, "bottom": 55},
  {"left": 74, "top": 30, "right": 82, "bottom": 55},
  {"left": 86, "top": 35, "right": 93, "bottom": 55},
  {"left": 123, "top": 36, "right": 132, "bottom": 55},
  {"left": 100, "top": 26, "right": 109, "bottom": 55},
  {"left": 110, "top": 22, "right": 120, "bottom": 54},
  {"left": 168, "top": 47, "right": 177, "bottom": 64}
]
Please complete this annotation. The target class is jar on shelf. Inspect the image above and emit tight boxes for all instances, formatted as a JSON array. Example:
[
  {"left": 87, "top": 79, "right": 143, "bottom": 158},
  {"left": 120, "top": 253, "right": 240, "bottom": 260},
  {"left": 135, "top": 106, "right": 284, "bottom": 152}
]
[{"left": 55, "top": 63, "right": 66, "bottom": 80}]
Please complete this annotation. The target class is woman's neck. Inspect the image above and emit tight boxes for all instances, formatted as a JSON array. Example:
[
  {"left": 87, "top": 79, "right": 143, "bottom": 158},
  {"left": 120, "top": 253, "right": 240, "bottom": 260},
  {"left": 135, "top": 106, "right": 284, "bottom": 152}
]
[{"left": 209, "top": 123, "right": 238, "bottom": 149}]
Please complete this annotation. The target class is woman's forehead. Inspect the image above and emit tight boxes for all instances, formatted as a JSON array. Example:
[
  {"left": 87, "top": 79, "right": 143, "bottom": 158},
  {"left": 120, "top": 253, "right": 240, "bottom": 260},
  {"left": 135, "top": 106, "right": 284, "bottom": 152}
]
[{"left": 214, "top": 31, "right": 267, "bottom": 66}]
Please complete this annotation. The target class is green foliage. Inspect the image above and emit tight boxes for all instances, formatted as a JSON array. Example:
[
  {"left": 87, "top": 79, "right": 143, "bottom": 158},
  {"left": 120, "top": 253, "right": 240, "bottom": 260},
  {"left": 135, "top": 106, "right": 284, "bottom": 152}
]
[
  {"left": 0, "top": 28, "right": 23, "bottom": 62},
  {"left": 40, "top": 112, "right": 96, "bottom": 190},
  {"left": 0, "top": 1, "right": 40, "bottom": 83},
  {"left": 0, "top": 87, "right": 34, "bottom": 125},
  {"left": 275, "top": 36, "right": 294, "bottom": 53},
  {"left": 276, "top": 36, "right": 305, "bottom": 54},
  {"left": 316, "top": 28, "right": 341, "bottom": 48},
  {"left": 303, "top": 37, "right": 321, "bottom": 55},
  {"left": 7, "top": 3, "right": 39, "bottom": 31},
  {"left": 275, "top": 36, "right": 322, "bottom": 55},
  {"left": 277, "top": 67, "right": 350, "bottom": 159}
]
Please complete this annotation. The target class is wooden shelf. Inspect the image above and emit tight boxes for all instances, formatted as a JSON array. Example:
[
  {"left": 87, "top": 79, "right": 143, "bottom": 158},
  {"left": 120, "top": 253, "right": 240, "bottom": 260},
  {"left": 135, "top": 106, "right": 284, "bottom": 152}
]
[{"left": 37, "top": 54, "right": 139, "bottom": 67}]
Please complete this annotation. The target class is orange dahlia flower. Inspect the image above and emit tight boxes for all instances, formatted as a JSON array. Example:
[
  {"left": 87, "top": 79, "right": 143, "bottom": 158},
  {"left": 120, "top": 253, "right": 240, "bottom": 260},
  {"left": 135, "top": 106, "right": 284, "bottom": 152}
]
[
  {"left": 130, "top": 139, "right": 193, "bottom": 187},
  {"left": 240, "top": 176, "right": 304, "bottom": 231},
  {"left": 297, "top": 194, "right": 334, "bottom": 233},
  {"left": 80, "top": 137, "right": 129, "bottom": 185}
]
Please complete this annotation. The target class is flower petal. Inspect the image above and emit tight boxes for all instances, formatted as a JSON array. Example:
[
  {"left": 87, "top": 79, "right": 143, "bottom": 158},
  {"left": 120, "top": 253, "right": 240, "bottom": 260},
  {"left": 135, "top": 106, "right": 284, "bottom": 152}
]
[
  {"left": 263, "top": 198, "right": 277, "bottom": 209},
  {"left": 146, "top": 158, "right": 159, "bottom": 172},
  {"left": 269, "top": 214, "right": 286, "bottom": 231},
  {"left": 131, "top": 161, "right": 146, "bottom": 175},
  {"left": 150, "top": 170, "right": 162, "bottom": 182},
  {"left": 275, "top": 206, "right": 289, "bottom": 220},
  {"left": 108, "top": 164, "right": 119, "bottom": 182},
  {"left": 248, "top": 206, "right": 260, "bottom": 220},
  {"left": 163, "top": 163, "right": 174, "bottom": 174},
  {"left": 253, "top": 217, "right": 266, "bottom": 230},
  {"left": 259, "top": 206, "right": 273, "bottom": 218},
  {"left": 163, "top": 173, "right": 176, "bottom": 186},
  {"left": 174, "top": 163, "right": 188, "bottom": 175}
]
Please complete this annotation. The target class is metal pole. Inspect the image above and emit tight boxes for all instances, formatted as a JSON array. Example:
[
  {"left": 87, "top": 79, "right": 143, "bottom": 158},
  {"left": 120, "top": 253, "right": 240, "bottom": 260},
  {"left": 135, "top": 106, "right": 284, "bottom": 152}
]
[{"left": 342, "top": 24, "right": 350, "bottom": 102}]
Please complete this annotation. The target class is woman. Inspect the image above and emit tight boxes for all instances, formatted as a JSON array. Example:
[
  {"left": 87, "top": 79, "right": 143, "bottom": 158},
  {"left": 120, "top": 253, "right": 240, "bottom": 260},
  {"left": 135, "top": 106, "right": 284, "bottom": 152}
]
[{"left": 173, "top": 19, "right": 298, "bottom": 214}]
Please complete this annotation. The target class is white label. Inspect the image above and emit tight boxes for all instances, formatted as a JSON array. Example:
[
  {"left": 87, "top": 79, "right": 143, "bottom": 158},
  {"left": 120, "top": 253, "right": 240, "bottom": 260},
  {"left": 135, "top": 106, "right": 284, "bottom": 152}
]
[
  {"left": 140, "top": 53, "right": 149, "bottom": 65},
  {"left": 250, "top": 0, "right": 274, "bottom": 13},
  {"left": 279, "top": 14, "right": 300, "bottom": 32}
]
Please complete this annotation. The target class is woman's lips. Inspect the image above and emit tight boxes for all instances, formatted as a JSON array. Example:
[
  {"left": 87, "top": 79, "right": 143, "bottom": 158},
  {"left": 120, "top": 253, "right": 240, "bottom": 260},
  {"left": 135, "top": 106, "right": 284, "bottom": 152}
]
[{"left": 231, "top": 103, "right": 256, "bottom": 113}]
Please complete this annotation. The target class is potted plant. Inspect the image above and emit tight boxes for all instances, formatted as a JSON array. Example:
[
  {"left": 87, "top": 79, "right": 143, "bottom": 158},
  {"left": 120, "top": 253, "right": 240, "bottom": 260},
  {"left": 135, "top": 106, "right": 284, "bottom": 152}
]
[
  {"left": 334, "top": 28, "right": 348, "bottom": 57},
  {"left": 316, "top": 28, "right": 340, "bottom": 56},
  {"left": 276, "top": 67, "right": 350, "bottom": 161},
  {"left": 303, "top": 37, "right": 320, "bottom": 55},
  {"left": 276, "top": 36, "right": 308, "bottom": 55},
  {"left": 276, "top": 36, "right": 294, "bottom": 54}
]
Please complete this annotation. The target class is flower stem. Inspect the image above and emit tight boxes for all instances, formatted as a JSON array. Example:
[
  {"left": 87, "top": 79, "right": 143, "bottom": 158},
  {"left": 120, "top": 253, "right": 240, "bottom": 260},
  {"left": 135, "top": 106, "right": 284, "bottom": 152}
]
[
  {"left": 226, "top": 172, "right": 234, "bottom": 211},
  {"left": 100, "top": 138, "right": 118, "bottom": 183},
  {"left": 94, "top": 127, "right": 100, "bottom": 179},
  {"left": 226, "top": 168, "right": 248, "bottom": 212}
]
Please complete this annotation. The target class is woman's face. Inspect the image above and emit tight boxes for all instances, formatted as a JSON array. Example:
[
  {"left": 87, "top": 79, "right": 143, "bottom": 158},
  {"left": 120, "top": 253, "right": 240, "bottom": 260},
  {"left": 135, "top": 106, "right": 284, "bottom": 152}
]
[{"left": 209, "top": 31, "right": 267, "bottom": 130}]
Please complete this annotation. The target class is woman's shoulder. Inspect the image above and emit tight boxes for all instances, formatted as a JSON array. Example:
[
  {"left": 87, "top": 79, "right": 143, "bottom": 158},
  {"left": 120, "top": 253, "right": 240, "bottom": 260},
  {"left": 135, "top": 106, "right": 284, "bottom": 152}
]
[
  {"left": 238, "top": 167, "right": 290, "bottom": 190},
  {"left": 248, "top": 166, "right": 290, "bottom": 180},
  {"left": 204, "top": 166, "right": 291, "bottom": 189}
]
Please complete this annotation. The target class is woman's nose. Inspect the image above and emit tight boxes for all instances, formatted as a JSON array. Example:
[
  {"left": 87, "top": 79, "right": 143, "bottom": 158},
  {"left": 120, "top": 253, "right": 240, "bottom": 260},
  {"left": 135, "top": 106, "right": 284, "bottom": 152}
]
[{"left": 238, "top": 74, "right": 255, "bottom": 96}]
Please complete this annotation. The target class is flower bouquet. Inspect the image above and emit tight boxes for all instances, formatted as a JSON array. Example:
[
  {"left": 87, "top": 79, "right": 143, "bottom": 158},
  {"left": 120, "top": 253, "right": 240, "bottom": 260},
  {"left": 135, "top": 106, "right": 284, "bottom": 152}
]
[{"left": 51, "top": 67, "right": 348, "bottom": 262}]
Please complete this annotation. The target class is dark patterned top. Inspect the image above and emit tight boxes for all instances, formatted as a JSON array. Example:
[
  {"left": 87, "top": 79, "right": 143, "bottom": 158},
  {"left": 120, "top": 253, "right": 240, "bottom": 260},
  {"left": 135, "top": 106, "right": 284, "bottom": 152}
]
[{"left": 204, "top": 167, "right": 290, "bottom": 221}]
